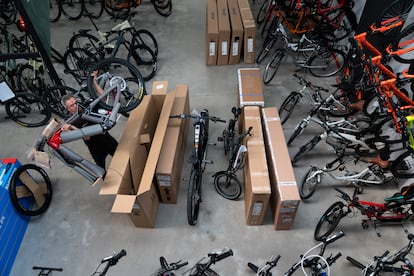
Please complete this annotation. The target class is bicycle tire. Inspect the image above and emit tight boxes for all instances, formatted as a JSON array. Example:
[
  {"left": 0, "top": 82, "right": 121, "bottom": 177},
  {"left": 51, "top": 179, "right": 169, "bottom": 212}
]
[
  {"left": 279, "top": 92, "right": 301, "bottom": 125},
  {"left": 292, "top": 135, "right": 322, "bottom": 164},
  {"left": 9, "top": 164, "right": 53, "bottom": 216},
  {"left": 133, "top": 29, "right": 159, "bottom": 57},
  {"left": 287, "top": 120, "right": 307, "bottom": 146},
  {"left": 45, "top": 85, "right": 77, "bottom": 118},
  {"left": 299, "top": 166, "right": 321, "bottom": 200},
  {"left": 308, "top": 48, "right": 345, "bottom": 77},
  {"left": 375, "top": 0, "right": 414, "bottom": 30},
  {"left": 187, "top": 169, "right": 202, "bottom": 226},
  {"left": 392, "top": 22, "right": 414, "bottom": 63},
  {"left": 87, "top": 57, "right": 146, "bottom": 113},
  {"left": 214, "top": 172, "right": 242, "bottom": 200},
  {"left": 362, "top": 94, "right": 384, "bottom": 120},
  {"left": 50, "top": 0, "right": 62, "bottom": 22},
  {"left": 314, "top": 201, "right": 344, "bottom": 241},
  {"left": 263, "top": 49, "right": 285, "bottom": 85},
  {"left": 0, "top": 0, "right": 17, "bottom": 26},
  {"left": 104, "top": 0, "right": 130, "bottom": 20},
  {"left": 5, "top": 92, "right": 52, "bottom": 127},
  {"left": 151, "top": 0, "right": 172, "bottom": 17},
  {"left": 256, "top": 37, "right": 277, "bottom": 64},
  {"left": 68, "top": 32, "right": 100, "bottom": 52},
  {"left": 63, "top": 47, "right": 98, "bottom": 84},
  {"left": 61, "top": 0, "right": 84, "bottom": 20},
  {"left": 327, "top": 88, "right": 354, "bottom": 117},
  {"left": 127, "top": 43, "right": 157, "bottom": 81},
  {"left": 391, "top": 149, "right": 414, "bottom": 178},
  {"left": 374, "top": 116, "right": 403, "bottom": 144},
  {"left": 84, "top": 0, "right": 104, "bottom": 18},
  {"left": 15, "top": 63, "right": 53, "bottom": 94}
]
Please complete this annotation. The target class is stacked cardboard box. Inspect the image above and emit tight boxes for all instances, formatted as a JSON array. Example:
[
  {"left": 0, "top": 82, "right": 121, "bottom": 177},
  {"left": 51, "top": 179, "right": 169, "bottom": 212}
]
[
  {"left": 242, "top": 106, "right": 271, "bottom": 225},
  {"left": 100, "top": 82, "right": 189, "bottom": 227},
  {"left": 262, "top": 107, "right": 300, "bottom": 230},
  {"left": 206, "top": 0, "right": 254, "bottom": 65}
]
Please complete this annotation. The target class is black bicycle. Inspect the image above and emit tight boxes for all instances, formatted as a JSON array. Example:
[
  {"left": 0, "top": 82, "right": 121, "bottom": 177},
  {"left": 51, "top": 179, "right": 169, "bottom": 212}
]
[
  {"left": 347, "top": 233, "right": 414, "bottom": 275},
  {"left": 247, "top": 254, "right": 281, "bottom": 275},
  {"left": 152, "top": 256, "right": 189, "bottom": 276},
  {"left": 90, "top": 249, "right": 127, "bottom": 276},
  {"left": 170, "top": 109, "right": 225, "bottom": 225},
  {"left": 213, "top": 126, "right": 252, "bottom": 200},
  {"left": 184, "top": 247, "right": 233, "bottom": 276}
]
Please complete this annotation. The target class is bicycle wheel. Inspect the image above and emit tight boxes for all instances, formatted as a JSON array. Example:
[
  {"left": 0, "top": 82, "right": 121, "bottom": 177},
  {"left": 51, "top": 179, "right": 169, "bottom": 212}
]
[
  {"left": 256, "top": 37, "right": 277, "bottom": 64},
  {"left": 61, "top": 0, "right": 84, "bottom": 20},
  {"left": 279, "top": 92, "right": 302, "bottom": 125},
  {"left": 84, "top": 0, "right": 104, "bottom": 18},
  {"left": 151, "top": 0, "right": 172, "bottom": 17},
  {"left": 127, "top": 43, "right": 157, "bottom": 81},
  {"left": 187, "top": 169, "right": 202, "bottom": 225},
  {"left": 104, "top": 0, "right": 130, "bottom": 20},
  {"left": 0, "top": 0, "right": 17, "bottom": 26},
  {"left": 63, "top": 47, "right": 98, "bottom": 84},
  {"left": 392, "top": 22, "right": 414, "bottom": 63},
  {"left": 50, "top": 0, "right": 62, "bottom": 22},
  {"left": 299, "top": 166, "right": 321, "bottom": 199},
  {"left": 133, "top": 29, "right": 159, "bottom": 57},
  {"left": 87, "top": 57, "right": 146, "bottom": 113},
  {"left": 374, "top": 116, "right": 403, "bottom": 144},
  {"left": 327, "top": 88, "right": 354, "bottom": 117},
  {"left": 9, "top": 164, "right": 53, "bottom": 216},
  {"left": 5, "top": 92, "right": 52, "bottom": 127},
  {"left": 292, "top": 135, "right": 322, "bottom": 164},
  {"left": 68, "top": 32, "right": 99, "bottom": 52},
  {"left": 45, "top": 85, "right": 77, "bottom": 118},
  {"left": 214, "top": 172, "right": 242, "bottom": 200},
  {"left": 391, "top": 150, "right": 414, "bottom": 178},
  {"left": 308, "top": 48, "right": 345, "bottom": 77},
  {"left": 375, "top": 0, "right": 414, "bottom": 30},
  {"left": 314, "top": 201, "right": 344, "bottom": 241},
  {"left": 287, "top": 120, "right": 308, "bottom": 145},
  {"left": 263, "top": 49, "right": 285, "bottom": 85}
]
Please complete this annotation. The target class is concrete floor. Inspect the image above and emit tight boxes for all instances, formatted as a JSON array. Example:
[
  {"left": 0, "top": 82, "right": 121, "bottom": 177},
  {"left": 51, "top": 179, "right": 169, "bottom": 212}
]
[{"left": 4, "top": 0, "right": 414, "bottom": 275}]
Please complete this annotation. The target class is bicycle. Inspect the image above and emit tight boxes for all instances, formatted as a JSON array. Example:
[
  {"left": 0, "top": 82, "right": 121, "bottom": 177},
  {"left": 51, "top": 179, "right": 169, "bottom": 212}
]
[
  {"left": 261, "top": 23, "right": 345, "bottom": 84},
  {"left": 169, "top": 109, "right": 225, "bottom": 225},
  {"left": 314, "top": 184, "right": 414, "bottom": 241},
  {"left": 346, "top": 233, "right": 414, "bottom": 276},
  {"left": 284, "top": 230, "right": 344, "bottom": 276},
  {"left": 278, "top": 73, "right": 351, "bottom": 125},
  {"left": 64, "top": 13, "right": 157, "bottom": 83},
  {"left": 182, "top": 247, "right": 233, "bottom": 276},
  {"left": 213, "top": 126, "right": 252, "bottom": 200},
  {"left": 299, "top": 153, "right": 396, "bottom": 200},
  {"left": 152, "top": 256, "right": 189, "bottom": 276},
  {"left": 247, "top": 254, "right": 281, "bottom": 276},
  {"left": 90, "top": 249, "right": 126, "bottom": 276}
]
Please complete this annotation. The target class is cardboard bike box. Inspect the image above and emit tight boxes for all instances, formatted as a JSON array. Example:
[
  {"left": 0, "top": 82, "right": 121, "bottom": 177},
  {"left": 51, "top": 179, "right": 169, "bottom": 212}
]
[
  {"left": 217, "top": 0, "right": 231, "bottom": 65},
  {"left": 237, "top": 68, "right": 264, "bottom": 108},
  {"left": 262, "top": 107, "right": 300, "bottom": 230},
  {"left": 100, "top": 83, "right": 175, "bottom": 228},
  {"left": 242, "top": 107, "right": 271, "bottom": 225},
  {"left": 206, "top": 0, "right": 219, "bottom": 65},
  {"left": 237, "top": 0, "right": 256, "bottom": 64},
  {"left": 227, "top": 0, "right": 244, "bottom": 65}
]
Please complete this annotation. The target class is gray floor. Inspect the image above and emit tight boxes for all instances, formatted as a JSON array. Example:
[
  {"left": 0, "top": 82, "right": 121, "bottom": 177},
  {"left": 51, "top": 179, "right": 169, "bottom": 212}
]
[{"left": 5, "top": 1, "right": 414, "bottom": 275}]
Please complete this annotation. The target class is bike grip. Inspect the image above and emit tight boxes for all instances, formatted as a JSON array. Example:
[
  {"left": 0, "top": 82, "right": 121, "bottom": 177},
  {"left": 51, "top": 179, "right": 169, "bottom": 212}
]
[
  {"left": 215, "top": 249, "right": 233, "bottom": 262},
  {"left": 176, "top": 261, "right": 189, "bottom": 269},
  {"left": 325, "top": 230, "right": 345, "bottom": 244},
  {"left": 331, "top": 252, "right": 342, "bottom": 263},
  {"left": 247, "top": 262, "right": 259, "bottom": 272},
  {"left": 113, "top": 249, "right": 127, "bottom": 262}
]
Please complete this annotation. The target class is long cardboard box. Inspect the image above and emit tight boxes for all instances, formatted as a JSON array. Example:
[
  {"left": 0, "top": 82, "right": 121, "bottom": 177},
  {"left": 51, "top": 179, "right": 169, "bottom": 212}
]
[
  {"left": 238, "top": 68, "right": 264, "bottom": 108},
  {"left": 237, "top": 0, "right": 256, "bottom": 64},
  {"left": 206, "top": 0, "right": 219, "bottom": 65},
  {"left": 227, "top": 0, "right": 244, "bottom": 65},
  {"left": 217, "top": 0, "right": 231, "bottom": 65},
  {"left": 262, "top": 107, "right": 300, "bottom": 230},
  {"left": 156, "top": 85, "right": 190, "bottom": 203}
]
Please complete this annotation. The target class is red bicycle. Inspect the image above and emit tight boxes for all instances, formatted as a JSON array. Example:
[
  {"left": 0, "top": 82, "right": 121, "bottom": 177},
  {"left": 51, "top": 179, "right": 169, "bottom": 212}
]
[{"left": 314, "top": 184, "right": 414, "bottom": 241}]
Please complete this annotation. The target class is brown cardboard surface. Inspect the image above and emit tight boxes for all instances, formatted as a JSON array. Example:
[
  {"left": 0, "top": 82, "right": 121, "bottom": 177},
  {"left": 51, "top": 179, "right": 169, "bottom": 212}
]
[
  {"left": 206, "top": 0, "right": 219, "bottom": 65},
  {"left": 227, "top": 0, "right": 243, "bottom": 65},
  {"left": 238, "top": 68, "right": 264, "bottom": 107},
  {"left": 262, "top": 107, "right": 300, "bottom": 230},
  {"left": 151, "top": 80, "right": 169, "bottom": 95},
  {"left": 242, "top": 105, "right": 263, "bottom": 140},
  {"left": 238, "top": 0, "right": 256, "bottom": 64},
  {"left": 111, "top": 92, "right": 175, "bottom": 228},
  {"left": 244, "top": 141, "right": 271, "bottom": 225},
  {"left": 217, "top": 0, "right": 231, "bottom": 65},
  {"left": 168, "top": 85, "right": 190, "bottom": 128}
]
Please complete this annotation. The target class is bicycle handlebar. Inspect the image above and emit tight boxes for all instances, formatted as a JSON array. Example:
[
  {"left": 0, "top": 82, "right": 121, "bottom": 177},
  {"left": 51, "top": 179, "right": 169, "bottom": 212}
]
[
  {"left": 208, "top": 248, "right": 233, "bottom": 263},
  {"left": 324, "top": 230, "right": 345, "bottom": 245},
  {"left": 169, "top": 113, "right": 226, "bottom": 123},
  {"left": 101, "top": 249, "right": 126, "bottom": 265},
  {"left": 327, "top": 252, "right": 342, "bottom": 266}
]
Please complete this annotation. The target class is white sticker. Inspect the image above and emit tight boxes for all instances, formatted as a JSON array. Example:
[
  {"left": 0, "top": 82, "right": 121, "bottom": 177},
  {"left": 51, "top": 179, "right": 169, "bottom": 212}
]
[
  {"left": 247, "top": 37, "right": 253, "bottom": 53},
  {"left": 232, "top": 41, "right": 239, "bottom": 56},
  {"left": 252, "top": 201, "right": 263, "bottom": 216},
  {"left": 221, "top": 41, "right": 228, "bottom": 55},
  {"left": 209, "top": 42, "right": 216, "bottom": 56}
]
